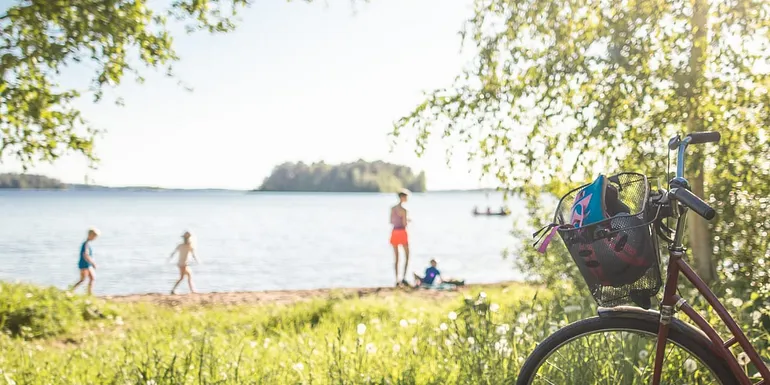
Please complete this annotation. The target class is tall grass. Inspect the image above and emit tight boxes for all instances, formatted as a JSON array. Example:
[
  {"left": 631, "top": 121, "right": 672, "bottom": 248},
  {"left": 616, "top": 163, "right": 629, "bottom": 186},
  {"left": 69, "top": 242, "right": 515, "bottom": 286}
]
[{"left": 0, "top": 282, "right": 766, "bottom": 384}]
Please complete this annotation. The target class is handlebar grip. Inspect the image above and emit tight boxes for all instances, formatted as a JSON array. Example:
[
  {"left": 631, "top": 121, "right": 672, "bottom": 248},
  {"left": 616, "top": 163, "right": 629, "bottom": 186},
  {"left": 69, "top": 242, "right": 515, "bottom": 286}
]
[
  {"left": 687, "top": 131, "right": 721, "bottom": 145},
  {"left": 671, "top": 188, "right": 716, "bottom": 220}
]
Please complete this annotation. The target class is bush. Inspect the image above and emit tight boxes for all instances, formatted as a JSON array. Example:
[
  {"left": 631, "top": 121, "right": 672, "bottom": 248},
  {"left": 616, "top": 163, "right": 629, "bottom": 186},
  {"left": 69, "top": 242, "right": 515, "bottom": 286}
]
[{"left": 0, "top": 282, "right": 116, "bottom": 339}]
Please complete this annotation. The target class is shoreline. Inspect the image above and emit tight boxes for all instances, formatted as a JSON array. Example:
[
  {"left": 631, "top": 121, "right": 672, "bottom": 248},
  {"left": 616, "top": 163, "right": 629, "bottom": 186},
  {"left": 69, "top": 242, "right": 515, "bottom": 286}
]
[{"left": 100, "top": 281, "right": 526, "bottom": 307}]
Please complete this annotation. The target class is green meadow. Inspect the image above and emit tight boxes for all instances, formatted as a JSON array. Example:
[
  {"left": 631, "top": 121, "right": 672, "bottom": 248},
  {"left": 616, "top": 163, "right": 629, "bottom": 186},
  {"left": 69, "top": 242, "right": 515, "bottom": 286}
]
[{"left": 0, "top": 281, "right": 767, "bottom": 384}]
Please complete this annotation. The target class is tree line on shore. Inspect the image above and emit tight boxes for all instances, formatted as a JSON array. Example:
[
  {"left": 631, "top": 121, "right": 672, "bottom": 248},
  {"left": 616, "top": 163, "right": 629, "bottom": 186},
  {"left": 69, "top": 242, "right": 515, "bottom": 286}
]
[
  {"left": 257, "top": 160, "right": 426, "bottom": 193},
  {"left": 0, "top": 173, "right": 65, "bottom": 189}
]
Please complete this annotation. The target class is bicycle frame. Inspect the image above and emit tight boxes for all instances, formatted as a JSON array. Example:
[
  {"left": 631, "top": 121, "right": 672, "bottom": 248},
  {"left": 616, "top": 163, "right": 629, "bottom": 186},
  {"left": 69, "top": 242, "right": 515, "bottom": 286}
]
[{"left": 651, "top": 136, "right": 770, "bottom": 385}]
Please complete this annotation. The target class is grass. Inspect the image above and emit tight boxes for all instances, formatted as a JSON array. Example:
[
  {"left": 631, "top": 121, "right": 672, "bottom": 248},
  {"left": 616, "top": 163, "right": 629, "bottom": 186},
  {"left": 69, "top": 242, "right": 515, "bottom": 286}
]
[{"left": 0, "top": 282, "right": 767, "bottom": 384}]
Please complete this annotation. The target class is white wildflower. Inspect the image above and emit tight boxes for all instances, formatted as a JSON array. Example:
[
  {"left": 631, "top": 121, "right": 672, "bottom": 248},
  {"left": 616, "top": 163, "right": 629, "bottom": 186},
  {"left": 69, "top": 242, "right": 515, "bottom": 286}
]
[
  {"left": 494, "top": 338, "right": 512, "bottom": 355},
  {"left": 440, "top": 323, "right": 448, "bottom": 331},
  {"left": 448, "top": 311, "right": 458, "bottom": 321},
  {"left": 366, "top": 343, "right": 377, "bottom": 354},
  {"left": 684, "top": 358, "right": 697, "bottom": 373},
  {"left": 357, "top": 323, "right": 367, "bottom": 335},
  {"left": 467, "top": 337, "right": 475, "bottom": 345},
  {"left": 496, "top": 324, "right": 510, "bottom": 335},
  {"left": 392, "top": 344, "right": 401, "bottom": 353},
  {"left": 730, "top": 298, "right": 744, "bottom": 308},
  {"left": 114, "top": 316, "right": 124, "bottom": 326},
  {"left": 292, "top": 363, "right": 304, "bottom": 372},
  {"left": 638, "top": 350, "right": 650, "bottom": 360},
  {"left": 399, "top": 319, "right": 409, "bottom": 328},
  {"left": 490, "top": 303, "right": 500, "bottom": 313},
  {"left": 737, "top": 352, "right": 750, "bottom": 366},
  {"left": 25, "top": 293, "right": 33, "bottom": 299}
]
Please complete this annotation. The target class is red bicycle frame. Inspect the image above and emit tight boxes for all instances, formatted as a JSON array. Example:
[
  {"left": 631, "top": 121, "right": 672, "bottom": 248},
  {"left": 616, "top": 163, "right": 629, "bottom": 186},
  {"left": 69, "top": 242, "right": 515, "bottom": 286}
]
[{"left": 651, "top": 133, "right": 770, "bottom": 385}]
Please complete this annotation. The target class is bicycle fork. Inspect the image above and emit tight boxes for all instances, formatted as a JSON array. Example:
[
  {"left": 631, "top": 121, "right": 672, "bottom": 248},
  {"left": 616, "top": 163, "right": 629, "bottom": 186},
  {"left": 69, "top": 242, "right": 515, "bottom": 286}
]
[{"left": 651, "top": 247, "right": 685, "bottom": 385}]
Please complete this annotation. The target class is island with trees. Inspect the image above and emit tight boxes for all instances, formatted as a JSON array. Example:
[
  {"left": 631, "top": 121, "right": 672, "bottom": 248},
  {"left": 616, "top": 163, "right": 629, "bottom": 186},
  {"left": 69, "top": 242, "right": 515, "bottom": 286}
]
[{"left": 257, "top": 160, "right": 426, "bottom": 193}]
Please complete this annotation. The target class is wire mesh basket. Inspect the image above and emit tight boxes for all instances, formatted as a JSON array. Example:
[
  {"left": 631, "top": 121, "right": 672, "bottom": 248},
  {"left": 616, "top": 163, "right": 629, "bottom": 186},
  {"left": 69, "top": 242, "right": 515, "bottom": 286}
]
[{"left": 554, "top": 173, "right": 662, "bottom": 308}]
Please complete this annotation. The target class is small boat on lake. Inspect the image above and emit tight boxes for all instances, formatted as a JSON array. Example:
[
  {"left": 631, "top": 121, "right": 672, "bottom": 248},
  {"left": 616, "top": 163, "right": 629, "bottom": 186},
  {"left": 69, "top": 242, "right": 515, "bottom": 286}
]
[{"left": 472, "top": 207, "right": 511, "bottom": 217}]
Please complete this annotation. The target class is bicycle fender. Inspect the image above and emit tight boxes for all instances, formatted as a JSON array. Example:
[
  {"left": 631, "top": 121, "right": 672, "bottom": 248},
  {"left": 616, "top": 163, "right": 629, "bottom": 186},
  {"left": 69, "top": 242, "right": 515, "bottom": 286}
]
[{"left": 597, "top": 306, "right": 715, "bottom": 350}]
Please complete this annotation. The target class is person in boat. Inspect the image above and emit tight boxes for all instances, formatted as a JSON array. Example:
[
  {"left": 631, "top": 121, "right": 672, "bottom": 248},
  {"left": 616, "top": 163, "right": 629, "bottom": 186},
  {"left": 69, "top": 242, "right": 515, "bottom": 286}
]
[
  {"left": 169, "top": 231, "right": 200, "bottom": 294},
  {"left": 71, "top": 228, "right": 100, "bottom": 295},
  {"left": 486, "top": 207, "right": 492, "bottom": 215},
  {"left": 390, "top": 189, "right": 411, "bottom": 287},
  {"left": 413, "top": 258, "right": 442, "bottom": 287}
]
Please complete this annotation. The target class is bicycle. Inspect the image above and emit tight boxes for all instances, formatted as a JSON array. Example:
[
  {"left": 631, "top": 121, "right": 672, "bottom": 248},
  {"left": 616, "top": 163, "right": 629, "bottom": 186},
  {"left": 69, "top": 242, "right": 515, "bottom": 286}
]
[{"left": 517, "top": 132, "right": 770, "bottom": 385}]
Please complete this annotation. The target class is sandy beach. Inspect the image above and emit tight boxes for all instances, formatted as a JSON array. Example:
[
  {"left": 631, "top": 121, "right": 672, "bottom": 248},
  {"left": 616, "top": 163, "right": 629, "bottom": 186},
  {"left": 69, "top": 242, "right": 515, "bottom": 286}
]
[{"left": 101, "top": 281, "right": 524, "bottom": 307}]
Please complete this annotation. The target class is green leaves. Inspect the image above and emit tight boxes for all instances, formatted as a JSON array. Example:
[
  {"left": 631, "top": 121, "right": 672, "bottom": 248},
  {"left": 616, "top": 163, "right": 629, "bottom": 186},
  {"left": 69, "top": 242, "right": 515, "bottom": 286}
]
[
  {"left": 395, "top": 0, "right": 770, "bottom": 293},
  {"left": 0, "top": 0, "right": 258, "bottom": 169}
]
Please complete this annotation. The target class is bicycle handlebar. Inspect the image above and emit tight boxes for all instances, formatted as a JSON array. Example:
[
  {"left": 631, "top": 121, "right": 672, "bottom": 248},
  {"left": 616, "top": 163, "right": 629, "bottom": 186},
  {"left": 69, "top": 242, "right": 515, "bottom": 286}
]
[
  {"left": 686, "top": 131, "right": 721, "bottom": 145},
  {"left": 668, "top": 131, "right": 721, "bottom": 150},
  {"left": 671, "top": 187, "right": 716, "bottom": 220}
]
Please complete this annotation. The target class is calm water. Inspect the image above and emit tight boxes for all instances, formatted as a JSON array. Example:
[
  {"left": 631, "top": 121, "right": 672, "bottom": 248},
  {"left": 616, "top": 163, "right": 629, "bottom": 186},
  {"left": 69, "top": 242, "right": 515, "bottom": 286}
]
[{"left": 0, "top": 190, "right": 524, "bottom": 295}]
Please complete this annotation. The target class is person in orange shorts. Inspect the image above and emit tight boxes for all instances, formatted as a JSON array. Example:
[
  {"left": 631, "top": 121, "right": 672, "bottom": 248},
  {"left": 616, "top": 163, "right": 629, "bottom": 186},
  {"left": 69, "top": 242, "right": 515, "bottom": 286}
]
[{"left": 390, "top": 189, "right": 410, "bottom": 286}]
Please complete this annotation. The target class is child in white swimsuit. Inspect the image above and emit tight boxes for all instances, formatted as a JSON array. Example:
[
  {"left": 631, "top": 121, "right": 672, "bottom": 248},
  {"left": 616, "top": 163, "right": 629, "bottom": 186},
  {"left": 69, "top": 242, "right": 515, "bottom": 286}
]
[{"left": 169, "top": 231, "right": 200, "bottom": 294}]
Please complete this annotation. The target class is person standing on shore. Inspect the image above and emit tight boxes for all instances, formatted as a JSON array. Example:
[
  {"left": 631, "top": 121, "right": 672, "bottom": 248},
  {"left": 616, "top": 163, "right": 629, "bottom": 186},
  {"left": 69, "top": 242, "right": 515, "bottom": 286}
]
[
  {"left": 169, "top": 231, "right": 200, "bottom": 294},
  {"left": 390, "top": 189, "right": 410, "bottom": 287},
  {"left": 71, "top": 228, "right": 100, "bottom": 295}
]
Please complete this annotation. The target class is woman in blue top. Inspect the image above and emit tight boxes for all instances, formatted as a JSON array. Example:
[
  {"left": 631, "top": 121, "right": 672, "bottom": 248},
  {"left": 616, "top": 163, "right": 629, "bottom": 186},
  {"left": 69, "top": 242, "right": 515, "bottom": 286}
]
[{"left": 71, "top": 228, "right": 100, "bottom": 295}]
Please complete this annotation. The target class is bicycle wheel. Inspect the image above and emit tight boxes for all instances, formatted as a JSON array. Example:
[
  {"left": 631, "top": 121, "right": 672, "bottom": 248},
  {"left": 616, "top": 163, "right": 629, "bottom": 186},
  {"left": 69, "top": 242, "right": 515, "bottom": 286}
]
[{"left": 516, "top": 315, "right": 739, "bottom": 385}]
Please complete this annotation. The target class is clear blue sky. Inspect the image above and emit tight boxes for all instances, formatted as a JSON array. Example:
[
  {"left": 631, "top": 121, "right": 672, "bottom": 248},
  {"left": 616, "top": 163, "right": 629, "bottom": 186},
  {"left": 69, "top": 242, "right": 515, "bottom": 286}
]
[{"left": 2, "top": 0, "right": 491, "bottom": 190}]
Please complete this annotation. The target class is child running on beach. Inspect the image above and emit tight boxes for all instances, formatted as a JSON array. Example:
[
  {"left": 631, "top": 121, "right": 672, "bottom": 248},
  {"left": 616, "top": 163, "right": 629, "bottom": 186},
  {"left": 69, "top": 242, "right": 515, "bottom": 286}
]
[
  {"left": 71, "top": 228, "right": 100, "bottom": 295},
  {"left": 169, "top": 231, "right": 200, "bottom": 294}
]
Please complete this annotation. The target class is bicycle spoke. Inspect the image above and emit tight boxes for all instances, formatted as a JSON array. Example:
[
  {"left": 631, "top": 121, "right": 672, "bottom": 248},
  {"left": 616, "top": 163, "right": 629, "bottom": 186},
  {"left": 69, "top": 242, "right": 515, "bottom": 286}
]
[{"left": 530, "top": 328, "right": 724, "bottom": 384}]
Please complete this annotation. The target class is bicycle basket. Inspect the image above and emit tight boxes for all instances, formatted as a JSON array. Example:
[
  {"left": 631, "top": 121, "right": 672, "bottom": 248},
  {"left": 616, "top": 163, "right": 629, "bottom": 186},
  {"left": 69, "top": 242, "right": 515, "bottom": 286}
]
[{"left": 554, "top": 172, "right": 662, "bottom": 308}]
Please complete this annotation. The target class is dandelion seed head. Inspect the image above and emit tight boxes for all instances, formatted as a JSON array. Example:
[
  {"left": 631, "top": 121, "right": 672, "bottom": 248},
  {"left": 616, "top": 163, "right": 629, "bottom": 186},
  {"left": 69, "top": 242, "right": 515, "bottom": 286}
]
[
  {"left": 737, "top": 352, "right": 750, "bottom": 366},
  {"left": 684, "top": 358, "right": 697, "bottom": 373},
  {"left": 564, "top": 305, "right": 582, "bottom": 314}
]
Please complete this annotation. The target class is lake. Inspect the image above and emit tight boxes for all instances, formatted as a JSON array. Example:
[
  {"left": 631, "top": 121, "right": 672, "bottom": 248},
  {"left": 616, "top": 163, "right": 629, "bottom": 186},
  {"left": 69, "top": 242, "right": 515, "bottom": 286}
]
[{"left": 0, "top": 190, "right": 525, "bottom": 295}]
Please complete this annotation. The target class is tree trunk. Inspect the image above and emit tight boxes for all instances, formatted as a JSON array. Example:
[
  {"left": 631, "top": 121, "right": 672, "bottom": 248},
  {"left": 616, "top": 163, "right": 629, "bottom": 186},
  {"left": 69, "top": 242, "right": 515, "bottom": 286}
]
[{"left": 686, "top": 0, "right": 716, "bottom": 283}]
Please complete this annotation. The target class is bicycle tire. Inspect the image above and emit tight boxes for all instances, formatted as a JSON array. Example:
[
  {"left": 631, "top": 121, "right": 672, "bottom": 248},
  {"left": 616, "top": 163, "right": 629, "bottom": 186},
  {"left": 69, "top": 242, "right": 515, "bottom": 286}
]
[{"left": 516, "top": 315, "right": 739, "bottom": 385}]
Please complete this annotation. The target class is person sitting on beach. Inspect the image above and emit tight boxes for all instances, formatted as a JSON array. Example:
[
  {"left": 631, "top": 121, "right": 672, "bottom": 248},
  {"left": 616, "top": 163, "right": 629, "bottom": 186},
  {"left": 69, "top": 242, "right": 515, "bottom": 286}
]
[
  {"left": 71, "top": 228, "right": 100, "bottom": 295},
  {"left": 413, "top": 258, "right": 442, "bottom": 287},
  {"left": 169, "top": 231, "right": 200, "bottom": 294}
]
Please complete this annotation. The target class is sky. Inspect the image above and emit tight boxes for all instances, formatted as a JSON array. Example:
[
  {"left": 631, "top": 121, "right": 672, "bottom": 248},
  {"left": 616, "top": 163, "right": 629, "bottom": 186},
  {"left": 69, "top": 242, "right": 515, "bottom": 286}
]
[{"left": 1, "top": 0, "right": 493, "bottom": 190}]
